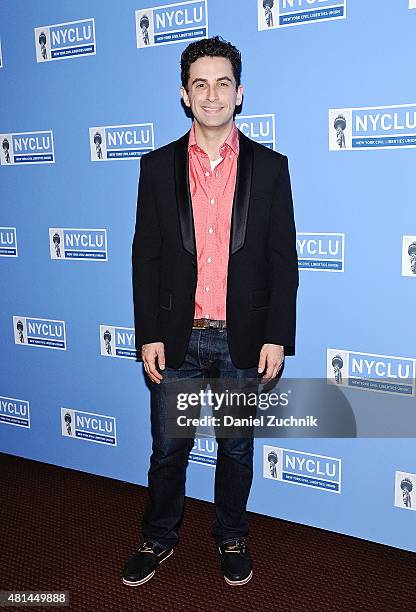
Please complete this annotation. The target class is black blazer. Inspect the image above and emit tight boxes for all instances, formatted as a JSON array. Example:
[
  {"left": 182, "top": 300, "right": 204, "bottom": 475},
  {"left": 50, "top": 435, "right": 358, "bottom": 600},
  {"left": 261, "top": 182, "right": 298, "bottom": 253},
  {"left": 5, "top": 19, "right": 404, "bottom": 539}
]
[{"left": 132, "top": 127, "right": 299, "bottom": 369}]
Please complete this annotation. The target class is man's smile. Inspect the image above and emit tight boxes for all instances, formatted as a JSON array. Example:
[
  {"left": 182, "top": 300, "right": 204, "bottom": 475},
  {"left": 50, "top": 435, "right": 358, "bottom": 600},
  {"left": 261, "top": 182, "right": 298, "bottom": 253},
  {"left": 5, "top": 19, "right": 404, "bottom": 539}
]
[{"left": 201, "top": 106, "right": 224, "bottom": 113}]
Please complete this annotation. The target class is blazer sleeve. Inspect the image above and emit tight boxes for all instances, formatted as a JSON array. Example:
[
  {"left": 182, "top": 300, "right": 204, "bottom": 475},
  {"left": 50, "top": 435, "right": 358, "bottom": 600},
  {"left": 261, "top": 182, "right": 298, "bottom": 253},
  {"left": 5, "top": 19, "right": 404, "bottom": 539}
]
[
  {"left": 263, "top": 155, "right": 299, "bottom": 352},
  {"left": 132, "top": 154, "right": 162, "bottom": 349}
]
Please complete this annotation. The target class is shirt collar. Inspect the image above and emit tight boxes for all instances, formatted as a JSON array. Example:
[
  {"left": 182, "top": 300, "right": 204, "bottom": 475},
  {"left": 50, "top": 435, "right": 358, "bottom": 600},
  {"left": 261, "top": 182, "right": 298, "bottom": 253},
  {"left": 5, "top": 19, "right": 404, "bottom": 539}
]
[{"left": 188, "top": 122, "right": 240, "bottom": 157}]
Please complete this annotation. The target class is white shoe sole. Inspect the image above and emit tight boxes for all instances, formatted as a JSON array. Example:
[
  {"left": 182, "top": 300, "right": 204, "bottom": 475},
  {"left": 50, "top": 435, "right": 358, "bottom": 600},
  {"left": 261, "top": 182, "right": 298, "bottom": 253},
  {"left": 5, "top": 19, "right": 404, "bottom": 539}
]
[
  {"left": 122, "top": 548, "right": 174, "bottom": 587},
  {"left": 224, "top": 570, "right": 253, "bottom": 586}
]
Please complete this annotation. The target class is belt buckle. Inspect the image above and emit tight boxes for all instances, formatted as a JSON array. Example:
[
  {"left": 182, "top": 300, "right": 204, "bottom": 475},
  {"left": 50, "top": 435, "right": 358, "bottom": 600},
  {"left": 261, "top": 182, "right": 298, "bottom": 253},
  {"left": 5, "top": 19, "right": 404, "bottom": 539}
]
[
  {"left": 192, "top": 318, "right": 226, "bottom": 330},
  {"left": 192, "top": 318, "right": 206, "bottom": 329}
]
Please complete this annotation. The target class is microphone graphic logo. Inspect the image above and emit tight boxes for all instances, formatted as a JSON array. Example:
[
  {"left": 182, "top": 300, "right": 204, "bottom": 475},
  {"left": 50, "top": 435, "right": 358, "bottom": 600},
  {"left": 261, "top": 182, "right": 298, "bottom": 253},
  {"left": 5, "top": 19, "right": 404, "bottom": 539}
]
[
  {"left": 408, "top": 241, "right": 416, "bottom": 274},
  {"left": 64, "top": 412, "right": 72, "bottom": 436},
  {"left": 263, "top": 0, "right": 274, "bottom": 27},
  {"left": 38, "top": 31, "right": 47, "bottom": 60},
  {"left": 103, "top": 330, "right": 112, "bottom": 355},
  {"left": 52, "top": 232, "right": 61, "bottom": 258},
  {"left": 334, "top": 114, "right": 346, "bottom": 149},
  {"left": 139, "top": 15, "right": 150, "bottom": 45},
  {"left": 93, "top": 132, "right": 103, "bottom": 159},
  {"left": 400, "top": 477, "right": 413, "bottom": 508},
  {"left": 268, "top": 450, "right": 278, "bottom": 479},
  {"left": 16, "top": 320, "right": 24, "bottom": 343},
  {"left": 332, "top": 355, "right": 343, "bottom": 385},
  {"left": 2, "top": 138, "right": 10, "bottom": 163}
]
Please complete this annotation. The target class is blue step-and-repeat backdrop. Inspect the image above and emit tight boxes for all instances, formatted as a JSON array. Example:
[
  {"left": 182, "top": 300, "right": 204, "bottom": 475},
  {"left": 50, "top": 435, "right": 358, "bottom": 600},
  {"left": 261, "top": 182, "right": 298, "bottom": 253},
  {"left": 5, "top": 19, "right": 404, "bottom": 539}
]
[{"left": 1, "top": 1, "right": 415, "bottom": 553}]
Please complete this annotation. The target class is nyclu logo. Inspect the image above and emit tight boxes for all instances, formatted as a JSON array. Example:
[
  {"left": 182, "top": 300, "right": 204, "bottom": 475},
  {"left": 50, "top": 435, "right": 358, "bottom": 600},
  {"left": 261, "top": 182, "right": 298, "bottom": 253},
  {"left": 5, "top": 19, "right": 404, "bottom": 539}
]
[
  {"left": 34, "top": 18, "right": 96, "bottom": 62},
  {"left": 263, "top": 445, "right": 341, "bottom": 493},
  {"left": 0, "top": 131, "right": 55, "bottom": 165},
  {"left": 297, "top": 232, "right": 344, "bottom": 271},
  {"left": 395, "top": 471, "right": 415, "bottom": 511},
  {"left": 329, "top": 104, "right": 416, "bottom": 151},
  {"left": 0, "top": 396, "right": 30, "bottom": 428},
  {"left": 258, "top": 0, "right": 346, "bottom": 30},
  {"left": 89, "top": 124, "right": 154, "bottom": 161},
  {"left": 49, "top": 228, "right": 108, "bottom": 261},
  {"left": 402, "top": 235, "right": 416, "bottom": 277},
  {"left": 327, "top": 348, "right": 416, "bottom": 396},
  {"left": 235, "top": 114, "right": 275, "bottom": 149},
  {"left": 61, "top": 407, "right": 116, "bottom": 445},
  {"left": 99, "top": 325, "right": 137, "bottom": 359},
  {"left": 13, "top": 316, "right": 66, "bottom": 350},
  {"left": 136, "top": 1, "right": 208, "bottom": 48},
  {"left": 0, "top": 227, "right": 18, "bottom": 257}
]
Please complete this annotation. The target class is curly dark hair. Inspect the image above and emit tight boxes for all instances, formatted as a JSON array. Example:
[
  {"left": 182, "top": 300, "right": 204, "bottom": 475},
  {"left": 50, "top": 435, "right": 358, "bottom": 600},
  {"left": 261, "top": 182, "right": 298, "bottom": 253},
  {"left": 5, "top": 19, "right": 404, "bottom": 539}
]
[{"left": 181, "top": 35, "right": 242, "bottom": 91}]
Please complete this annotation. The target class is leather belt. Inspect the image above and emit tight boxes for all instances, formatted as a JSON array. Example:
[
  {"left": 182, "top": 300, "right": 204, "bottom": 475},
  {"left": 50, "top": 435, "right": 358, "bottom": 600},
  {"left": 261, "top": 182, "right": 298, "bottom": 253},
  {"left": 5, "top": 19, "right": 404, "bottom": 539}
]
[{"left": 192, "top": 318, "right": 227, "bottom": 330}]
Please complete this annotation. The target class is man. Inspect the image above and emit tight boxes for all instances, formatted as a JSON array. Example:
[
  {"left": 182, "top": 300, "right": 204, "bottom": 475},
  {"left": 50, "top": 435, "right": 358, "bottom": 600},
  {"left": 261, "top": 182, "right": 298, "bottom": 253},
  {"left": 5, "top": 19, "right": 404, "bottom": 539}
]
[{"left": 123, "top": 36, "right": 298, "bottom": 587}]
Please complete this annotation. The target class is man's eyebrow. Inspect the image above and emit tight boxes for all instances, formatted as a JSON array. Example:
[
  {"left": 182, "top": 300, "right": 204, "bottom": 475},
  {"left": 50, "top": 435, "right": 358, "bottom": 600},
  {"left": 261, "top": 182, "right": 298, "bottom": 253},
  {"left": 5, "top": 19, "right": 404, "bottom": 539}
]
[{"left": 191, "top": 76, "right": 233, "bottom": 85}]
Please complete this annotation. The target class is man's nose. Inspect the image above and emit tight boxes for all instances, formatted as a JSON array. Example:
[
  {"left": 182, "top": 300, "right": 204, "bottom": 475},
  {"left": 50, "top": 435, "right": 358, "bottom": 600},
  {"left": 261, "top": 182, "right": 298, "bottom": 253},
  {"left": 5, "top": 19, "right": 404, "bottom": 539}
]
[{"left": 206, "top": 85, "right": 218, "bottom": 101}]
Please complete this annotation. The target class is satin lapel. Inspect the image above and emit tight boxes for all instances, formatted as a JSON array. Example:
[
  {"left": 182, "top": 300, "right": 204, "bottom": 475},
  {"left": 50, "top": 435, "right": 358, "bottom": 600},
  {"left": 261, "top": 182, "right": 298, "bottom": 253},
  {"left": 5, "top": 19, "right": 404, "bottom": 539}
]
[
  {"left": 230, "top": 129, "right": 253, "bottom": 255},
  {"left": 174, "top": 130, "right": 196, "bottom": 256}
]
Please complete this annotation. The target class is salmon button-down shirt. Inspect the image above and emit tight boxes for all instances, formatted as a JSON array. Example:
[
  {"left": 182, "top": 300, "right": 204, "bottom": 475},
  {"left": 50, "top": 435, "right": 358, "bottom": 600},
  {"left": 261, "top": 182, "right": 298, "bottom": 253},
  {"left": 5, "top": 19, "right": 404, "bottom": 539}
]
[{"left": 188, "top": 121, "right": 239, "bottom": 321}]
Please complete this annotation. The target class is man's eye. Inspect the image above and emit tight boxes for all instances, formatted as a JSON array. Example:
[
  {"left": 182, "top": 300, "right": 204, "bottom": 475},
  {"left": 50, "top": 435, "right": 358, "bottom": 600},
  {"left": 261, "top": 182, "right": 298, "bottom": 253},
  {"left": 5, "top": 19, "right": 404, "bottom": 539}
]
[
  {"left": 196, "top": 83, "right": 205, "bottom": 88},
  {"left": 220, "top": 82, "right": 229, "bottom": 86}
]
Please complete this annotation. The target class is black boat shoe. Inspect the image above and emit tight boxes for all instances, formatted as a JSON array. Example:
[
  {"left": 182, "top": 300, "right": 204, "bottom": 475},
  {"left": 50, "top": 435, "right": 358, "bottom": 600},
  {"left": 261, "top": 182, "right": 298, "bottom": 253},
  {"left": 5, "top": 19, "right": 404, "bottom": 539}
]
[
  {"left": 218, "top": 538, "right": 253, "bottom": 586},
  {"left": 122, "top": 541, "right": 173, "bottom": 586}
]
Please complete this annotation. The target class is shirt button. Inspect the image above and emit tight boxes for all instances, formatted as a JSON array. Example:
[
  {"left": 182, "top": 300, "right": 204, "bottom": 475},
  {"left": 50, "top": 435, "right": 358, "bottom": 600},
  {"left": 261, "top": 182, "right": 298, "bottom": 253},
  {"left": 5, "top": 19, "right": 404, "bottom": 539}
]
[
  {"left": 207, "top": 257, "right": 212, "bottom": 263},
  {"left": 208, "top": 227, "right": 214, "bottom": 234},
  {"left": 210, "top": 198, "right": 215, "bottom": 205},
  {"left": 205, "top": 171, "right": 210, "bottom": 177},
  {"left": 205, "top": 286, "right": 210, "bottom": 292}
]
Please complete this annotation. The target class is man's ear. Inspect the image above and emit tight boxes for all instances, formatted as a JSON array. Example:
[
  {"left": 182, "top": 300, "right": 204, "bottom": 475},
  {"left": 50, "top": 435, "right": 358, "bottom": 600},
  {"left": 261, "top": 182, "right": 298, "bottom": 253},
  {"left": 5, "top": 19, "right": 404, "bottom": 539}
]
[
  {"left": 180, "top": 85, "right": 190, "bottom": 108},
  {"left": 236, "top": 84, "right": 244, "bottom": 107}
]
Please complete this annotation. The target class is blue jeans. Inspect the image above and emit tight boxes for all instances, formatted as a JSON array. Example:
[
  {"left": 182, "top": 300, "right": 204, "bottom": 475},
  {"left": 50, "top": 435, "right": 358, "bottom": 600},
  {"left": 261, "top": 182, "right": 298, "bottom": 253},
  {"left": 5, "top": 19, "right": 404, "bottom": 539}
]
[{"left": 142, "top": 327, "right": 259, "bottom": 548}]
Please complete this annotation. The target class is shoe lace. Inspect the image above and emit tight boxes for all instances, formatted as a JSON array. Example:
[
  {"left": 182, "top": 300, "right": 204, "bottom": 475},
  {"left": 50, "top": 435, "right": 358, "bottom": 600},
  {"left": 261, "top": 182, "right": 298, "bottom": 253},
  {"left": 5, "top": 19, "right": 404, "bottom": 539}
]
[
  {"left": 138, "top": 542, "right": 156, "bottom": 554},
  {"left": 223, "top": 539, "right": 246, "bottom": 554}
]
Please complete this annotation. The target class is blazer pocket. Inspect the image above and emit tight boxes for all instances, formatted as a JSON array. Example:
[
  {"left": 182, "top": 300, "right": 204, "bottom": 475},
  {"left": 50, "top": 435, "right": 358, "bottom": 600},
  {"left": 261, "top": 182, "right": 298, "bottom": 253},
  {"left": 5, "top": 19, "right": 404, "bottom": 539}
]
[
  {"left": 159, "top": 289, "right": 173, "bottom": 311},
  {"left": 249, "top": 288, "right": 270, "bottom": 310}
]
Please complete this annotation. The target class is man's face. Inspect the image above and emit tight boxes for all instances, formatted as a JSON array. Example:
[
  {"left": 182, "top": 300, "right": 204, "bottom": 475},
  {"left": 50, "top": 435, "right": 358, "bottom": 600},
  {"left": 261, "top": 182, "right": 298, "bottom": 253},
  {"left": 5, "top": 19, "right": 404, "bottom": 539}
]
[{"left": 180, "top": 55, "right": 243, "bottom": 129}]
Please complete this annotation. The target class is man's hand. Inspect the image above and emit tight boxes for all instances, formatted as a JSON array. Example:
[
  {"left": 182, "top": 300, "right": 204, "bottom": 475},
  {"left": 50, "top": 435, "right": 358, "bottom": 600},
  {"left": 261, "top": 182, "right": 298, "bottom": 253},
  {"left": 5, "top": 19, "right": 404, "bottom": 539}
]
[
  {"left": 258, "top": 344, "right": 284, "bottom": 383},
  {"left": 142, "top": 342, "right": 165, "bottom": 384}
]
